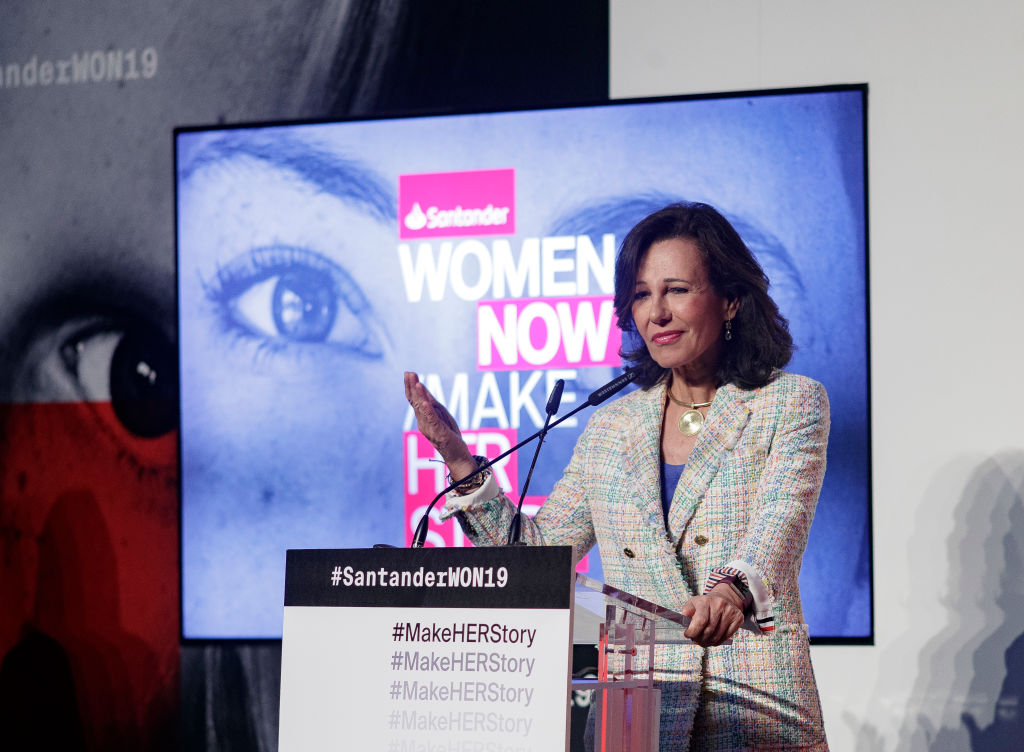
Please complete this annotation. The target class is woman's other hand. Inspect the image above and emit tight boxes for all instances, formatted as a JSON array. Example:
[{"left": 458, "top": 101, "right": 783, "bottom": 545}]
[
  {"left": 681, "top": 582, "right": 745, "bottom": 647},
  {"left": 404, "top": 372, "right": 477, "bottom": 481}
]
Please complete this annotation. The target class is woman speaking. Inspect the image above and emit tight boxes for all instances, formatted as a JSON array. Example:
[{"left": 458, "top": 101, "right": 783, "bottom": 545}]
[{"left": 405, "top": 202, "right": 829, "bottom": 750}]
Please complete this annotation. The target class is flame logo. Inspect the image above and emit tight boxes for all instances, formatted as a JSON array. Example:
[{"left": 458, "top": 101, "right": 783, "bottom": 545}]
[{"left": 403, "top": 202, "right": 427, "bottom": 231}]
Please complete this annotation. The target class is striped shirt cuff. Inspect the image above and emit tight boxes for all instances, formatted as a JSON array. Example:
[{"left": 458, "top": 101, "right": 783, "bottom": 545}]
[{"left": 704, "top": 560, "right": 775, "bottom": 634}]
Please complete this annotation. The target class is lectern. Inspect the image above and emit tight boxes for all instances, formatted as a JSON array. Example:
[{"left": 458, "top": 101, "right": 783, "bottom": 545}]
[
  {"left": 279, "top": 547, "right": 695, "bottom": 752},
  {"left": 571, "top": 574, "right": 700, "bottom": 751}
]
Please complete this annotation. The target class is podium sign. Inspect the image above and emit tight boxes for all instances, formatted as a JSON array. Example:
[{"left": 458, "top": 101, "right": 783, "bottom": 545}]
[{"left": 279, "top": 546, "right": 575, "bottom": 751}]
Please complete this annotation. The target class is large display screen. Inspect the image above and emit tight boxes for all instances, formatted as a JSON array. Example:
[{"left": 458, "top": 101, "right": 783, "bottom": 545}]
[{"left": 177, "top": 86, "right": 870, "bottom": 640}]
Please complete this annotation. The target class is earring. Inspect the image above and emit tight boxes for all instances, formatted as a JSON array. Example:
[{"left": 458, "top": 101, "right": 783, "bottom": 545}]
[{"left": 724, "top": 319, "right": 732, "bottom": 341}]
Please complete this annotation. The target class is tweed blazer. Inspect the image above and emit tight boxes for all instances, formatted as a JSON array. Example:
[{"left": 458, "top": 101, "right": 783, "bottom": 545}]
[{"left": 448, "top": 370, "right": 830, "bottom": 750}]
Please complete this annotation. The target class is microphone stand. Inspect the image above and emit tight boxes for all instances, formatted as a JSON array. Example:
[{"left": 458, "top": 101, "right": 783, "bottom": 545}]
[
  {"left": 506, "top": 379, "right": 563, "bottom": 545},
  {"left": 409, "top": 368, "right": 637, "bottom": 548}
]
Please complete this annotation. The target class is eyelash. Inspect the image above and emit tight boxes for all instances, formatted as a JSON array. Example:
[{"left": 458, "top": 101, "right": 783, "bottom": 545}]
[
  {"left": 202, "top": 244, "right": 384, "bottom": 360},
  {"left": 633, "top": 286, "right": 689, "bottom": 301}
]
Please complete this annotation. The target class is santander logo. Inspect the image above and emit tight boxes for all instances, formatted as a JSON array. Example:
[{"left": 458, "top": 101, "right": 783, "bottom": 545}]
[
  {"left": 398, "top": 168, "right": 515, "bottom": 239},
  {"left": 403, "top": 203, "right": 428, "bottom": 230}
]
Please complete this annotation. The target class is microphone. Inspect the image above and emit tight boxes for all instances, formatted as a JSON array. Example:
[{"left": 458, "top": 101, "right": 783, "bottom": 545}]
[
  {"left": 584, "top": 368, "right": 639, "bottom": 406},
  {"left": 547, "top": 377, "right": 567, "bottom": 415},
  {"left": 506, "top": 379, "right": 563, "bottom": 545},
  {"left": 410, "top": 367, "right": 638, "bottom": 548}
]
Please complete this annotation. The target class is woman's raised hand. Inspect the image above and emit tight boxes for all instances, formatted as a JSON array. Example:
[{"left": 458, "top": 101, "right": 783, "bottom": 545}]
[{"left": 404, "top": 372, "right": 477, "bottom": 481}]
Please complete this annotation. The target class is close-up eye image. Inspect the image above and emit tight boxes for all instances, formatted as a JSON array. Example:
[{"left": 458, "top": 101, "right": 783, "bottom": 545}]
[{"left": 210, "top": 245, "right": 385, "bottom": 355}]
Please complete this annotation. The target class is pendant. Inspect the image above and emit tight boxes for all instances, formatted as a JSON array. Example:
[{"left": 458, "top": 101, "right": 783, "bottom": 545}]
[{"left": 677, "top": 409, "right": 704, "bottom": 436}]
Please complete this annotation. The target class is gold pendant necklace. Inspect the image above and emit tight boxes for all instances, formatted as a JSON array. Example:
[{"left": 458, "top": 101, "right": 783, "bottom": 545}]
[{"left": 666, "top": 389, "right": 713, "bottom": 436}]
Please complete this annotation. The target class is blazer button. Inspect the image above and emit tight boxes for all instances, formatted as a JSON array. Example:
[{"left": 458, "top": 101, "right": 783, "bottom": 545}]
[
  {"left": 694, "top": 534, "right": 708, "bottom": 546},
  {"left": 623, "top": 548, "right": 635, "bottom": 558}
]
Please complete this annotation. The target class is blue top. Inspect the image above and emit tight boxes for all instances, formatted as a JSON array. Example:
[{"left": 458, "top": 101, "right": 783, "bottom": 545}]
[{"left": 661, "top": 461, "right": 686, "bottom": 522}]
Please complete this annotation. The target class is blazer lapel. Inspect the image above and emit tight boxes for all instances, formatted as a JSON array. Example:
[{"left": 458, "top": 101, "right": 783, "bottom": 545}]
[
  {"left": 668, "top": 383, "right": 753, "bottom": 536},
  {"left": 620, "top": 382, "right": 666, "bottom": 525}
]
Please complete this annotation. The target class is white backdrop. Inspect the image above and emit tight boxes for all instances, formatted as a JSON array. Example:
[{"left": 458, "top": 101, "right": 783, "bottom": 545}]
[{"left": 611, "top": 2, "right": 1024, "bottom": 749}]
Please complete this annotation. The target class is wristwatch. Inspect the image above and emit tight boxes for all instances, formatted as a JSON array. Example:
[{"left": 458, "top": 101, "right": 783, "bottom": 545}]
[{"left": 450, "top": 455, "right": 490, "bottom": 496}]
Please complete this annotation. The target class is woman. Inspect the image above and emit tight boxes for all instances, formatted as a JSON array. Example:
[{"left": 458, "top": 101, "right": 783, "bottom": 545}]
[{"left": 405, "top": 202, "right": 829, "bottom": 749}]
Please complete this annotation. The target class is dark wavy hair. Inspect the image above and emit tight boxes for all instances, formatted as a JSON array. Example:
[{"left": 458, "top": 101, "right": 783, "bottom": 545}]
[{"left": 613, "top": 202, "right": 793, "bottom": 390}]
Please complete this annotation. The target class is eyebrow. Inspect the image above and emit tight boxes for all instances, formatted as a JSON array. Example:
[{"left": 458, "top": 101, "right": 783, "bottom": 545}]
[
  {"left": 548, "top": 194, "right": 804, "bottom": 297},
  {"left": 179, "top": 132, "right": 397, "bottom": 224},
  {"left": 548, "top": 195, "right": 678, "bottom": 237}
]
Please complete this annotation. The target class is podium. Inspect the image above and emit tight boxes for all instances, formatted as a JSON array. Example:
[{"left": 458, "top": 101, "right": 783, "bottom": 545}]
[
  {"left": 278, "top": 547, "right": 695, "bottom": 752},
  {"left": 571, "top": 574, "right": 700, "bottom": 751}
]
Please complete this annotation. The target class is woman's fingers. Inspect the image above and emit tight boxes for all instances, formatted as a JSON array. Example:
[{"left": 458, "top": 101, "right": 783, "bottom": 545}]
[
  {"left": 710, "top": 607, "right": 742, "bottom": 646},
  {"left": 683, "top": 598, "right": 708, "bottom": 641},
  {"left": 404, "top": 372, "right": 473, "bottom": 467},
  {"left": 682, "top": 595, "right": 743, "bottom": 647},
  {"left": 405, "top": 373, "right": 445, "bottom": 433},
  {"left": 403, "top": 371, "right": 420, "bottom": 404}
]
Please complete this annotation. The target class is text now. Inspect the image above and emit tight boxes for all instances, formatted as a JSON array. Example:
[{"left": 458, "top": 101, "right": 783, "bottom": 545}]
[{"left": 476, "top": 296, "right": 621, "bottom": 371}]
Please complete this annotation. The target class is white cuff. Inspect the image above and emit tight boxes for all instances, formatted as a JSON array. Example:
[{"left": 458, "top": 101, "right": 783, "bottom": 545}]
[
  {"left": 438, "top": 471, "right": 501, "bottom": 521},
  {"left": 714, "top": 559, "right": 775, "bottom": 634}
]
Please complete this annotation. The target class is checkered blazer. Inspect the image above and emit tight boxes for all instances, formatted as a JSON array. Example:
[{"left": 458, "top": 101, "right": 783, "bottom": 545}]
[{"left": 449, "top": 370, "right": 830, "bottom": 750}]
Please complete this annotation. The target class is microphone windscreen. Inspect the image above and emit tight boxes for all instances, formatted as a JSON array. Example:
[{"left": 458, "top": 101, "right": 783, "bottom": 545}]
[
  {"left": 545, "top": 379, "right": 565, "bottom": 416},
  {"left": 587, "top": 368, "right": 638, "bottom": 406}
]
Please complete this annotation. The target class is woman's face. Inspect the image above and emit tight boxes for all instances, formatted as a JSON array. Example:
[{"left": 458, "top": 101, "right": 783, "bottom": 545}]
[
  {"left": 630, "top": 237, "right": 737, "bottom": 377},
  {"left": 177, "top": 137, "right": 413, "bottom": 636},
  {"left": 0, "top": 0, "right": 339, "bottom": 721}
]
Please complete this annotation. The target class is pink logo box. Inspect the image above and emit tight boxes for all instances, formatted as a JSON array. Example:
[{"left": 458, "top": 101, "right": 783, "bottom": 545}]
[{"left": 399, "top": 168, "right": 515, "bottom": 239}]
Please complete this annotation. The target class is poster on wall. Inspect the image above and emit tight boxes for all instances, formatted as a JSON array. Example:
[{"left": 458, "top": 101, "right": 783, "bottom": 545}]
[
  {"left": 177, "top": 86, "right": 871, "bottom": 642},
  {"left": 0, "top": 2, "right": 609, "bottom": 747}
]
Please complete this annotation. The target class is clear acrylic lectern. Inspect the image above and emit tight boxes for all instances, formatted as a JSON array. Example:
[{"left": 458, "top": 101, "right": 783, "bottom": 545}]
[{"left": 572, "top": 573, "right": 698, "bottom": 752}]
